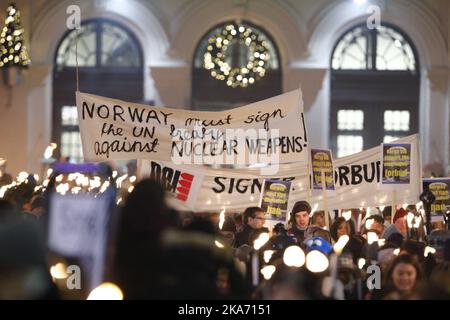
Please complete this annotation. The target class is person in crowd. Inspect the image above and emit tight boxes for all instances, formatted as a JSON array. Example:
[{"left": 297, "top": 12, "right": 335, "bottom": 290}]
[
  {"left": 382, "top": 208, "right": 408, "bottom": 239},
  {"left": 113, "top": 178, "right": 172, "bottom": 299},
  {"left": 311, "top": 210, "right": 327, "bottom": 228},
  {"left": 287, "top": 201, "right": 311, "bottom": 244},
  {"left": 330, "top": 217, "right": 355, "bottom": 243},
  {"left": 362, "top": 214, "right": 385, "bottom": 236},
  {"left": 263, "top": 266, "right": 324, "bottom": 300},
  {"left": 377, "top": 254, "right": 423, "bottom": 299},
  {"left": 304, "top": 224, "right": 332, "bottom": 244},
  {"left": 263, "top": 223, "right": 297, "bottom": 260},
  {"left": 399, "top": 240, "right": 425, "bottom": 261},
  {"left": 0, "top": 159, "right": 13, "bottom": 187},
  {"left": 233, "top": 207, "right": 269, "bottom": 248},
  {"left": 28, "top": 195, "right": 45, "bottom": 219},
  {"left": 233, "top": 213, "right": 244, "bottom": 233}
]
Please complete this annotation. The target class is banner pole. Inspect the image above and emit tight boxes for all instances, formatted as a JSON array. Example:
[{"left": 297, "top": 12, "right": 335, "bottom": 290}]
[
  {"left": 391, "top": 189, "right": 397, "bottom": 224},
  {"left": 321, "top": 170, "right": 329, "bottom": 216}
]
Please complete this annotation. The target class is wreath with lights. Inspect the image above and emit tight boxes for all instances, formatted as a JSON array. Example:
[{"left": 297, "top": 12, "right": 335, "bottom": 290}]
[{"left": 203, "top": 22, "right": 270, "bottom": 88}]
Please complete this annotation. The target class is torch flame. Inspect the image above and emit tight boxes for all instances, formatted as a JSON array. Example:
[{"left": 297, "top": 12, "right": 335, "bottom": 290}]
[
  {"left": 44, "top": 143, "right": 57, "bottom": 159},
  {"left": 218, "top": 208, "right": 225, "bottom": 230}
]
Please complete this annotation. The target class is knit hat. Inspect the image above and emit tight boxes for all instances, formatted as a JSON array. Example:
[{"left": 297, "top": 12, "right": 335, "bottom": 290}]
[
  {"left": 292, "top": 201, "right": 311, "bottom": 215},
  {"left": 304, "top": 236, "right": 333, "bottom": 254},
  {"left": 393, "top": 208, "right": 407, "bottom": 224}
]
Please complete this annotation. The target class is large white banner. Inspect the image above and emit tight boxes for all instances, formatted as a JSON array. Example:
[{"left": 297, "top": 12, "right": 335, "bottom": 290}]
[
  {"left": 76, "top": 90, "right": 308, "bottom": 167},
  {"left": 138, "top": 134, "right": 422, "bottom": 212}
]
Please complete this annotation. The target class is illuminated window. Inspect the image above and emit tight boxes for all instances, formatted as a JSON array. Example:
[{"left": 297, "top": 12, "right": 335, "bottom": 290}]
[
  {"left": 53, "top": 19, "right": 143, "bottom": 163},
  {"left": 384, "top": 110, "right": 410, "bottom": 131},
  {"left": 332, "top": 25, "right": 416, "bottom": 71},
  {"left": 61, "top": 106, "right": 78, "bottom": 126},
  {"left": 337, "top": 135, "right": 363, "bottom": 158},
  {"left": 61, "top": 132, "right": 83, "bottom": 163},
  {"left": 338, "top": 110, "right": 364, "bottom": 130}
]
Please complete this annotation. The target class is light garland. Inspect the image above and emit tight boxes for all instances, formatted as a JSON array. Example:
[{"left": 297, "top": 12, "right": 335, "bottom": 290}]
[
  {"left": 0, "top": 4, "right": 31, "bottom": 68},
  {"left": 203, "top": 22, "right": 270, "bottom": 88}
]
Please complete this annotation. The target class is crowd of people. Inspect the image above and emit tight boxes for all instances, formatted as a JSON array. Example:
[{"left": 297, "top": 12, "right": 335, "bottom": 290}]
[{"left": 0, "top": 164, "right": 449, "bottom": 300}]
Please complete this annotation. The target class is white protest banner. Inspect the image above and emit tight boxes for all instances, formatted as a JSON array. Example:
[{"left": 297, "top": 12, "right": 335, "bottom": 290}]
[
  {"left": 76, "top": 90, "right": 308, "bottom": 169},
  {"left": 139, "top": 160, "right": 204, "bottom": 210},
  {"left": 138, "top": 134, "right": 421, "bottom": 212}
]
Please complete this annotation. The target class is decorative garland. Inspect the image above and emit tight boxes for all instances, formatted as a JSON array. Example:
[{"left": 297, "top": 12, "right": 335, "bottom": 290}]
[{"left": 203, "top": 23, "right": 270, "bottom": 88}]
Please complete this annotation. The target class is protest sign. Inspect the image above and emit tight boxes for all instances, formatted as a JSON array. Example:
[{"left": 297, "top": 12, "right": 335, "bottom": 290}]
[
  {"left": 259, "top": 179, "right": 292, "bottom": 222},
  {"left": 422, "top": 178, "right": 450, "bottom": 222},
  {"left": 382, "top": 143, "right": 411, "bottom": 185},
  {"left": 76, "top": 90, "right": 308, "bottom": 169},
  {"left": 311, "top": 149, "right": 335, "bottom": 191},
  {"left": 48, "top": 193, "right": 111, "bottom": 290}
]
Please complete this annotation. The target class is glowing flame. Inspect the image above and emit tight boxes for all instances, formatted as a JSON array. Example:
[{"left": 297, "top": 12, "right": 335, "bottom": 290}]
[
  {"left": 214, "top": 240, "right": 224, "bottom": 248},
  {"left": 253, "top": 233, "right": 270, "bottom": 250},
  {"left": 305, "top": 250, "right": 329, "bottom": 273},
  {"left": 44, "top": 143, "right": 57, "bottom": 159},
  {"left": 260, "top": 265, "right": 276, "bottom": 280},
  {"left": 218, "top": 208, "right": 225, "bottom": 230},
  {"left": 393, "top": 248, "right": 400, "bottom": 256},
  {"left": 309, "top": 203, "right": 319, "bottom": 217},
  {"left": 283, "top": 245, "right": 305, "bottom": 267},
  {"left": 415, "top": 201, "right": 422, "bottom": 211},
  {"left": 365, "top": 219, "right": 374, "bottom": 230},
  {"left": 358, "top": 258, "right": 366, "bottom": 269},
  {"left": 56, "top": 183, "right": 69, "bottom": 195},
  {"left": 333, "top": 235, "right": 349, "bottom": 254},
  {"left": 50, "top": 262, "right": 68, "bottom": 280},
  {"left": 342, "top": 211, "right": 352, "bottom": 221},
  {"left": 87, "top": 282, "right": 123, "bottom": 300},
  {"left": 264, "top": 250, "right": 274, "bottom": 263},
  {"left": 367, "top": 231, "right": 379, "bottom": 245},
  {"left": 424, "top": 246, "right": 436, "bottom": 257},
  {"left": 413, "top": 216, "right": 421, "bottom": 228},
  {"left": 116, "top": 174, "right": 128, "bottom": 189},
  {"left": 17, "top": 171, "right": 28, "bottom": 183},
  {"left": 406, "top": 212, "right": 415, "bottom": 229}
]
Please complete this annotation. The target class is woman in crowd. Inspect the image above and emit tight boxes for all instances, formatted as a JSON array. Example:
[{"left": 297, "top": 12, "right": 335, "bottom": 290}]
[
  {"left": 380, "top": 254, "right": 423, "bottom": 299},
  {"left": 330, "top": 216, "right": 356, "bottom": 243}
]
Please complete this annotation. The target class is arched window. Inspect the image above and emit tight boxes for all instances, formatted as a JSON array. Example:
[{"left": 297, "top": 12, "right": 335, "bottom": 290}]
[
  {"left": 53, "top": 19, "right": 143, "bottom": 162},
  {"left": 330, "top": 24, "right": 420, "bottom": 158},
  {"left": 192, "top": 21, "right": 281, "bottom": 110}
]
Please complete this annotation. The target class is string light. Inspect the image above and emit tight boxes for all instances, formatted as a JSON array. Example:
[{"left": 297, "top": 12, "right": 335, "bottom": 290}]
[
  {"left": 204, "top": 22, "right": 270, "bottom": 88},
  {"left": 0, "top": 4, "right": 31, "bottom": 68}
]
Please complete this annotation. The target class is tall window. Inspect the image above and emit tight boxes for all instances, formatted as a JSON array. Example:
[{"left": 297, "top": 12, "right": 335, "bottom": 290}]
[
  {"left": 53, "top": 20, "right": 143, "bottom": 162},
  {"left": 192, "top": 21, "right": 281, "bottom": 110},
  {"left": 330, "top": 24, "right": 420, "bottom": 158}
]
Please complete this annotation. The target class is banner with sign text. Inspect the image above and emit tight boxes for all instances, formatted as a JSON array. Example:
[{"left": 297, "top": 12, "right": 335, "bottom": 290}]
[
  {"left": 76, "top": 90, "right": 308, "bottom": 168},
  {"left": 139, "top": 134, "right": 421, "bottom": 212}
]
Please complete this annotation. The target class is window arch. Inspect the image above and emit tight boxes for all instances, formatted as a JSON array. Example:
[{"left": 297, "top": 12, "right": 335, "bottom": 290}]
[
  {"left": 330, "top": 24, "right": 420, "bottom": 158},
  {"left": 53, "top": 19, "right": 143, "bottom": 162},
  {"left": 192, "top": 20, "right": 281, "bottom": 110}
]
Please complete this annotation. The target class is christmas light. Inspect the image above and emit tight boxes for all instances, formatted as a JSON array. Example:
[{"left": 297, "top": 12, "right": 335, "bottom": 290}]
[
  {"left": 203, "top": 22, "right": 270, "bottom": 88},
  {"left": 0, "top": 4, "right": 31, "bottom": 68}
]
